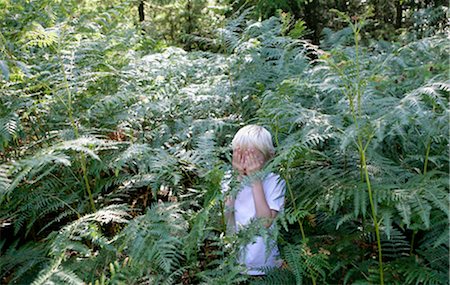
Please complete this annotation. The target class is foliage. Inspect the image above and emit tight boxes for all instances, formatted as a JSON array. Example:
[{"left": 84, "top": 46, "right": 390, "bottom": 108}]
[
  {"left": 231, "top": 0, "right": 448, "bottom": 43},
  {"left": 0, "top": 1, "right": 449, "bottom": 285},
  {"left": 138, "top": 0, "right": 230, "bottom": 50}
]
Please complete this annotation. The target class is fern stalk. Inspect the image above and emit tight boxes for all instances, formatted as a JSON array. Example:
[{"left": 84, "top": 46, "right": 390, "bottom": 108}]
[
  {"left": 423, "top": 104, "right": 435, "bottom": 175},
  {"left": 359, "top": 145, "right": 384, "bottom": 283},
  {"left": 56, "top": 31, "right": 96, "bottom": 212},
  {"left": 273, "top": 122, "right": 317, "bottom": 284},
  {"left": 409, "top": 230, "right": 417, "bottom": 255},
  {"left": 329, "top": 11, "right": 385, "bottom": 284},
  {"left": 352, "top": 19, "right": 384, "bottom": 285},
  {"left": 284, "top": 171, "right": 318, "bottom": 284},
  {"left": 273, "top": 121, "right": 306, "bottom": 240},
  {"left": 353, "top": 19, "right": 384, "bottom": 285},
  {"left": 285, "top": 176, "right": 306, "bottom": 240},
  {"left": 423, "top": 139, "right": 432, "bottom": 176}
]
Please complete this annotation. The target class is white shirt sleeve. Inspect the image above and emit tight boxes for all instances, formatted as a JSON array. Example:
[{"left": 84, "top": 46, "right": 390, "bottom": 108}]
[
  {"left": 264, "top": 174, "right": 286, "bottom": 212},
  {"left": 221, "top": 170, "right": 232, "bottom": 194}
]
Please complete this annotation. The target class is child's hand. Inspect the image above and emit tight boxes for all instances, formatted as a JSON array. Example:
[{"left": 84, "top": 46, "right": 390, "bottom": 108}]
[
  {"left": 243, "top": 148, "right": 265, "bottom": 176},
  {"left": 232, "top": 147, "right": 246, "bottom": 175},
  {"left": 224, "top": 196, "right": 235, "bottom": 208}
]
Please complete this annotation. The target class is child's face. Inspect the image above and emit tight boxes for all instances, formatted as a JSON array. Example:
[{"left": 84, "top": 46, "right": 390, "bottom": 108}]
[
  {"left": 232, "top": 145, "right": 267, "bottom": 175},
  {"left": 241, "top": 146, "right": 266, "bottom": 164}
]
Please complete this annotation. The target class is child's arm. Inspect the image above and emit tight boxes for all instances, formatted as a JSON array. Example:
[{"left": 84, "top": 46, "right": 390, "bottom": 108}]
[
  {"left": 222, "top": 170, "right": 236, "bottom": 235},
  {"left": 224, "top": 196, "right": 236, "bottom": 234},
  {"left": 251, "top": 180, "right": 278, "bottom": 228}
]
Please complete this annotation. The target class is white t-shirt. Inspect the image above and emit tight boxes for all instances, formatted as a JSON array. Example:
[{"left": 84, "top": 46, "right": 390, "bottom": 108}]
[{"left": 233, "top": 173, "right": 286, "bottom": 275}]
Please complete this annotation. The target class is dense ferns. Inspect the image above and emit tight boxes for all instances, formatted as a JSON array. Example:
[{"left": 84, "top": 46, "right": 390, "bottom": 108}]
[{"left": 0, "top": 2, "right": 449, "bottom": 285}]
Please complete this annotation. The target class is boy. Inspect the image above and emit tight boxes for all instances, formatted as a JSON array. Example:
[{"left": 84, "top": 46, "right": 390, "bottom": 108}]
[{"left": 224, "top": 125, "right": 286, "bottom": 276}]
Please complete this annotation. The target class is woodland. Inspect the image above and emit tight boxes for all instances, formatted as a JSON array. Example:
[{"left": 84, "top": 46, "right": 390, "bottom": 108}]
[{"left": 0, "top": 0, "right": 449, "bottom": 284}]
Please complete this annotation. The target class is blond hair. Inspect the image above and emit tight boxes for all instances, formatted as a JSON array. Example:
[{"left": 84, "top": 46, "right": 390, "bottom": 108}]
[{"left": 231, "top": 125, "right": 275, "bottom": 159}]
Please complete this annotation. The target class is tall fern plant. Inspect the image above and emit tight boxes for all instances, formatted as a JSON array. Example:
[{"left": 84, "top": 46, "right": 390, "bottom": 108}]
[{"left": 324, "top": 10, "right": 385, "bottom": 284}]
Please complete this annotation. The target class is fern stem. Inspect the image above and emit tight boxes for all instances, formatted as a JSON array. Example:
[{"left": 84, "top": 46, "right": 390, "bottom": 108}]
[
  {"left": 360, "top": 149, "right": 384, "bottom": 285},
  {"left": 45, "top": 192, "right": 81, "bottom": 219},
  {"left": 423, "top": 104, "right": 435, "bottom": 176},
  {"left": 354, "top": 22, "right": 362, "bottom": 119},
  {"left": 344, "top": 15, "right": 384, "bottom": 285},
  {"left": 80, "top": 154, "right": 96, "bottom": 212},
  {"left": 285, "top": 176, "right": 306, "bottom": 240},
  {"left": 423, "top": 138, "right": 431, "bottom": 175},
  {"left": 57, "top": 31, "right": 96, "bottom": 212},
  {"left": 272, "top": 121, "right": 306, "bottom": 240},
  {"left": 410, "top": 230, "right": 416, "bottom": 255},
  {"left": 359, "top": 153, "right": 364, "bottom": 182},
  {"left": 285, "top": 174, "right": 315, "bottom": 285},
  {"left": 274, "top": 124, "right": 316, "bottom": 285},
  {"left": 31, "top": 254, "right": 64, "bottom": 285}
]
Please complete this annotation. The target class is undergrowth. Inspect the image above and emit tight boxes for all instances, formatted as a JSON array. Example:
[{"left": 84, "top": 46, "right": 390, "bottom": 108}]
[{"left": 0, "top": 1, "right": 448, "bottom": 284}]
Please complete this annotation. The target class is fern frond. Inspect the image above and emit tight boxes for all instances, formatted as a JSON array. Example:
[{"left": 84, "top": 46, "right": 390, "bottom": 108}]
[
  {"left": 3, "top": 152, "right": 71, "bottom": 200},
  {"left": 393, "top": 256, "right": 448, "bottom": 285},
  {"left": 419, "top": 210, "right": 449, "bottom": 249},
  {"left": 21, "top": 22, "right": 58, "bottom": 49},
  {"left": 118, "top": 202, "right": 186, "bottom": 277},
  {"left": 52, "top": 269, "right": 84, "bottom": 285},
  {"left": 27, "top": 205, "right": 129, "bottom": 284},
  {"left": 0, "top": 241, "right": 48, "bottom": 284},
  {"left": 257, "top": 267, "right": 296, "bottom": 285},
  {"left": 0, "top": 164, "right": 11, "bottom": 194},
  {"left": 0, "top": 113, "right": 19, "bottom": 146},
  {"left": 282, "top": 242, "right": 330, "bottom": 284},
  {"left": 381, "top": 228, "right": 409, "bottom": 259}
]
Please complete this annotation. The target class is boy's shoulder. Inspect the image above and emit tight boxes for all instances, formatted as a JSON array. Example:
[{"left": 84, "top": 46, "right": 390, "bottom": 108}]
[
  {"left": 265, "top": 172, "right": 280, "bottom": 179},
  {"left": 262, "top": 172, "right": 286, "bottom": 194},
  {"left": 264, "top": 172, "right": 284, "bottom": 184}
]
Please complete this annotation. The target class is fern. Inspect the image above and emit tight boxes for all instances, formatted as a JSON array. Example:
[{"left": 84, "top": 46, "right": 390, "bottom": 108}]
[
  {"left": 275, "top": 242, "right": 330, "bottom": 285},
  {"left": 30, "top": 204, "right": 130, "bottom": 285},
  {"left": 256, "top": 267, "right": 296, "bottom": 285},
  {"left": 0, "top": 240, "right": 48, "bottom": 284},
  {"left": 117, "top": 202, "right": 186, "bottom": 282},
  {"left": 0, "top": 113, "right": 19, "bottom": 148},
  {"left": 2, "top": 152, "right": 71, "bottom": 200},
  {"left": 392, "top": 255, "right": 448, "bottom": 285},
  {"left": 21, "top": 22, "right": 58, "bottom": 49},
  {"left": 0, "top": 164, "right": 11, "bottom": 194},
  {"left": 1, "top": 3, "right": 449, "bottom": 284}
]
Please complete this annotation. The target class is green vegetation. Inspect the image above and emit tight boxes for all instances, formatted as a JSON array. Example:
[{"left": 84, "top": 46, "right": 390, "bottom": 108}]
[{"left": 0, "top": 0, "right": 448, "bottom": 284}]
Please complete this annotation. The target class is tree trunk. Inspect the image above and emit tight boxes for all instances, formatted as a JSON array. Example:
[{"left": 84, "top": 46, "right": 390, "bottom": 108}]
[
  {"left": 287, "top": 0, "right": 302, "bottom": 20},
  {"left": 138, "top": 0, "right": 145, "bottom": 22},
  {"left": 184, "top": 0, "right": 193, "bottom": 51},
  {"left": 303, "top": 0, "right": 321, "bottom": 45},
  {"left": 395, "top": 0, "right": 402, "bottom": 29},
  {"left": 186, "top": 0, "right": 193, "bottom": 35}
]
